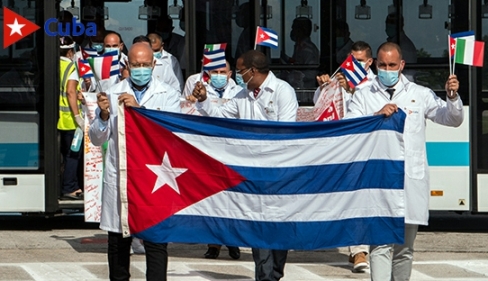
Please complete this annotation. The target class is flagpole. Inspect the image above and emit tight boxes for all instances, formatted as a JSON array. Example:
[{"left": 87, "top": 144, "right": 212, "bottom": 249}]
[
  {"left": 330, "top": 66, "right": 341, "bottom": 79},
  {"left": 254, "top": 26, "right": 258, "bottom": 50}
]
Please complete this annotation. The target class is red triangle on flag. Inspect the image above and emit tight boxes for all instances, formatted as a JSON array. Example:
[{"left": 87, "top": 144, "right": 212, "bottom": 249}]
[
  {"left": 77, "top": 59, "right": 91, "bottom": 77},
  {"left": 3, "top": 7, "right": 40, "bottom": 48},
  {"left": 449, "top": 36, "right": 456, "bottom": 58},
  {"left": 202, "top": 55, "right": 212, "bottom": 67},
  {"left": 340, "top": 55, "right": 355, "bottom": 72},
  {"left": 256, "top": 27, "right": 271, "bottom": 44},
  {"left": 124, "top": 108, "right": 246, "bottom": 234}
]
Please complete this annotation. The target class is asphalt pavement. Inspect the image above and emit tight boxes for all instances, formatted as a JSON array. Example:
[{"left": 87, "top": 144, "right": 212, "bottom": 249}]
[{"left": 0, "top": 213, "right": 487, "bottom": 280}]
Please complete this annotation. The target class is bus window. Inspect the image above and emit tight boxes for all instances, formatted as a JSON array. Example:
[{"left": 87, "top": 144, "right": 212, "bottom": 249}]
[
  {"left": 0, "top": 1, "right": 42, "bottom": 170},
  {"left": 105, "top": 0, "right": 148, "bottom": 49}
]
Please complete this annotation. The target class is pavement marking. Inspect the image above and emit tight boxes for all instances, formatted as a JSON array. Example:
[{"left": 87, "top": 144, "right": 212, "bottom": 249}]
[{"left": 1, "top": 260, "right": 488, "bottom": 280}]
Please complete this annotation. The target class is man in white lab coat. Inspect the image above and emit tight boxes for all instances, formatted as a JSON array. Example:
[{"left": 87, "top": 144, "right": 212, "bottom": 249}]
[
  {"left": 192, "top": 50, "right": 298, "bottom": 281},
  {"left": 89, "top": 43, "right": 180, "bottom": 281},
  {"left": 346, "top": 42, "right": 463, "bottom": 281},
  {"left": 147, "top": 32, "right": 184, "bottom": 91},
  {"left": 313, "top": 40, "right": 376, "bottom": 273},
  {"left": 183, "top": 61, "right": 242, "bottom": 101}
]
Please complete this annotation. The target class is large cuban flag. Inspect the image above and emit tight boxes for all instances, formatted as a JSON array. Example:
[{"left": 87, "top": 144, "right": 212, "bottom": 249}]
[{"left": 119, "top": 107, "right": 406, "bottom": 250}]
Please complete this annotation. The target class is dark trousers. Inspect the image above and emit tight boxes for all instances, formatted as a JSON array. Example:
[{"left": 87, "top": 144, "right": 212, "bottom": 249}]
[
  {"left": 252, "top": 248, "right": 288, "bottom": 281},
  {"left": 107, "top": 232, "right": 168, "bottom": 281},
  {"left": 59, "top": 130, "right": 83, "bottom": 195}
]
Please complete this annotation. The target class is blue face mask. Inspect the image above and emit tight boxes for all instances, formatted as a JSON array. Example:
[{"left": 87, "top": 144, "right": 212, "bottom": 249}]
[
  {"left": 91, "top": 42, "right": 103, "bottom": 52},
  {"left": 236, "top": 68, "right": 252, "bottom": 89},
  {"left": 210, "top": 74, "right": 228, "bottom": 89},
  {"left": 377, "top": 68, "right": 400, "bottom": 87},
  {"left": 130, "top": 67, "right": 152, "bottom": 86},
  {"left": 104, "top": 47, "right": 119, "bottom": 56},
  {"left": 153, "top": 52, "right": 162, "bottom": 59}
]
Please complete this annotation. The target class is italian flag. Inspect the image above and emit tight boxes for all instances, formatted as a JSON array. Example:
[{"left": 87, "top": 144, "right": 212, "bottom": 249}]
[
  {"left": 454, "top": 38, "right": 485, "bottom": 67},
  {"left": 204, "top": 43, "right": 227, "bottom": 52}
]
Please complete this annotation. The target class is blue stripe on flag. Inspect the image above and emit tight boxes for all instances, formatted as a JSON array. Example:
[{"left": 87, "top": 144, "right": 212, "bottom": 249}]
[
  {"left": 451, "top": 31, "right": 475, "bottom": 38},
  {"left": 134, "top": 108, "right": 406, "bottom": 140},
  {"left": 136, "top": 216, "right": 405, "bottom": 250},
  {"left": 258, "top": 41, "right": 278, "bottom": 48},
  {"left": 426, "top": 142, "right": 469, "bottom": 166},
  {"left": 260, "top": 26, "right": 278, "bottom": 36},
  {"left": 228, "top": 160, "right": 404, "bottom": 194}
]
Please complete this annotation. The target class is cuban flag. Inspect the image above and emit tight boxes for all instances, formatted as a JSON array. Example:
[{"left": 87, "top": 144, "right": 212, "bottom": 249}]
[
  {"left": 340, "top": 55, "right": 368, "bottom": 89},
  {"left": 202, "top": 49, "right": 226, "bottom": 71},
  {"left": 77, "top": 59, "right": 94, "bottom": 79},
  {"left": 118, "top": 106, "right": 406, "bottom": 250},
  {"left": 449, "top": 30, "right": 475, "bottom": 58},
  {"left": 80, "top": 47, "right": 99, "bottom": 59},
  {"left": 87, "top": 50, "right": 119, "bottom": 80},
  {"left": 255, "top": 26, "right": 278, "bottom": 49}
]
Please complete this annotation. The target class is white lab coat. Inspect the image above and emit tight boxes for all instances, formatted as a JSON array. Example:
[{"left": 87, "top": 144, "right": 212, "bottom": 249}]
[
  {"left": 153, "top": 56, "right": 182, "bottom": 94},
  {"left": 346, "top": 74, "right": 464, "bottom": 225},
  {"left": 313, "top": 68, "right": 376, "bottom": 109},
  {"left": 196, "top": 71, "right": 298, "bottom": 121},
  {"left": 88, "top": 77, "right": 181, "bottom": 233},
  {"left": 182, "top": 73, "right": 242, "bottom": 100}
]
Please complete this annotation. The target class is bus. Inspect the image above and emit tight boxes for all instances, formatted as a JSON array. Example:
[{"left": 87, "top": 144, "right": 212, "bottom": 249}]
[{"left": 0, "top": 0, "right": 486, "bottom": 216}]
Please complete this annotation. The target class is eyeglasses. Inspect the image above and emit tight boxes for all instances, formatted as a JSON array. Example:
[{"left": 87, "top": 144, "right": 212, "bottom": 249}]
[
  {"left": 129, "top": 62, "right": 153, "bottom": 68},
  {"left": 235, "top": 68, "right": 247, "bottom": 74},
  {"left": 236, "top": 68, "right": 251, "bottom": 75}
]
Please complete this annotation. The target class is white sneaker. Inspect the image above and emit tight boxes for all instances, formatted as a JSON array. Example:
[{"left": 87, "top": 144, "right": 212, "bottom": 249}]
[{"left": 131, "top": 238, "right": 145, "bottom": 254}]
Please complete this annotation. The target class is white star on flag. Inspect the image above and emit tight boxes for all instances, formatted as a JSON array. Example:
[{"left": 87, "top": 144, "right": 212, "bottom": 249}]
[
  {"left": 146, "top": 152, "right": 188, "bottom": 194},
  {"left": 81, "top": 67, "right": 86, "bottom": 71},
  {"left": 346, "top": 62, "right": 351, "bottom": 67},
  {"left": 7, "top": 18, "right": 25, "bottom": 36},
  {"left": 451, "top": 43, "right": 455, "bottom": 50},
  {"left": 260, "top": 34, "right": 265, "bottom": 38}
]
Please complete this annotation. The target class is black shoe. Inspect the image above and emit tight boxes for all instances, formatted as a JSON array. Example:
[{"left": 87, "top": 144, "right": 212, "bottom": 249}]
[
  {"left": 60, "top": 193, "right": 80, "bottom": 200},
  {"left": 204, "top": 247, "right": 220, "bottom": 259},
  {"left": 227, "top": 246, "right": 240, "bottom": 260}
]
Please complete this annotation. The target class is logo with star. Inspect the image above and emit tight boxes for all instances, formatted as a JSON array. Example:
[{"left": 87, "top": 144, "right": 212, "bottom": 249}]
[{"left": 3, "top": 7, "right": 40, "bottom": 48}]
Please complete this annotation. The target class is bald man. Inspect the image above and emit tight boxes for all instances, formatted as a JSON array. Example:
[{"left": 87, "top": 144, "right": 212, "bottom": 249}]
[{"left": 89, "top": 42, "right": 181, "bottom": 281}]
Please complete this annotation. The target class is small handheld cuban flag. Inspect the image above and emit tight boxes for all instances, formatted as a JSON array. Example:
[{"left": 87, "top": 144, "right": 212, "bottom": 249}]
[
  {"left": 202, "top": 44, "right": 226, "bottom": 72},
  {"left": 340, "top": 55, "right": 367, "bottom": 89},
  {"left": 255, "top": 26, "right": 278, "bottom": 49},
  {"left": 77, "top": 58, "right": 94, "bottom": 79}
]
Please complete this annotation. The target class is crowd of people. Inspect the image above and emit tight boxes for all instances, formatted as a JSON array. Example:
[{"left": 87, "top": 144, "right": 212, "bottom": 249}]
[{"left": 56, "top": 9, "right": 463, "bottom": 281}]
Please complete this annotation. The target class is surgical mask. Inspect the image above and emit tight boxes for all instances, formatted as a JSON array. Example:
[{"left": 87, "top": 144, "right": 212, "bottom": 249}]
[
  {"left": 385, "top": 24, "right": 397, "bottom": 39},
  {"left": 359, "top": 61, "right": 367, "bottom": 70},
  {"left": 130, "top": 67, "right": 152, "bottom": 86},
  {"left": 377, "top": 68, "right": 400, "bottom": 87},
  {"left": 91, "top": 42, "right": 103, "bottom": 52},
  {"left": 104, "top": 47, "right": 119, "bottom": 56},
  {"left": 153, "top": 52, "right": 162, "bottom": 59},
  {"left": 236, "top": 73, "right": 245, "bottom": 88},
  {"left": 336, "top": 37, "right": 345, "bottom": 48},
  {"left": 210, "top": 74, "right": 228, "bottom": 89}
]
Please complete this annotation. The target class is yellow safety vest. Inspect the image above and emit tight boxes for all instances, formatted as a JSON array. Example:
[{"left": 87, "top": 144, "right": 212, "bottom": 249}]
[{"left": 57, "top": 59, "right": 80, "bottom": 130}]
